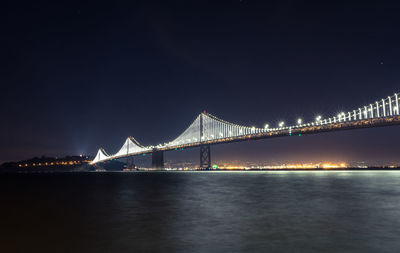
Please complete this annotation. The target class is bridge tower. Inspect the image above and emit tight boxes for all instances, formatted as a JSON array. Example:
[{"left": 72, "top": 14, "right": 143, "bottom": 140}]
[
  {"left": 200, "top": 112, "right": 211, "bottom": 169},
  {"left": 152, "top": 150, "right": 164, "bottom": 170}
]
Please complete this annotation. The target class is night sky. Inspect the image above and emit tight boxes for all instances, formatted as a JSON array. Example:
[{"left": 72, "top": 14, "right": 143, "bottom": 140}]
[{"left": 2, "top": 1, "right": 400, "bottom": 165}]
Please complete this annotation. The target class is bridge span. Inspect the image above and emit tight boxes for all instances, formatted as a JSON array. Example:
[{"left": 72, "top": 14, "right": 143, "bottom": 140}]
[{"left": 91, "top": 92, "right": 400, "bottom": 169}]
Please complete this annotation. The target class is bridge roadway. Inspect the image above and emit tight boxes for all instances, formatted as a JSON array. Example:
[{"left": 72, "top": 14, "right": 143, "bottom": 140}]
[
  {"left": 91, "top": 92, "right": 400, "bottom": 168},
  {"left": 108, "top": 115, "right": 400, "bottom": 164}
]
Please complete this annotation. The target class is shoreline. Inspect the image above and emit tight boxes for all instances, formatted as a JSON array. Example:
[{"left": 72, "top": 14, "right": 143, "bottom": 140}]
[{"left": 2, "top": 168, "right": 400, "bottom": 174}]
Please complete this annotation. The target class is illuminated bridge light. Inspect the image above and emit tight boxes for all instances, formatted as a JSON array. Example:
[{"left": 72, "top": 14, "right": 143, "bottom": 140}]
[{"left": 297, "top": 118, "right": 302, "bottom": 125}]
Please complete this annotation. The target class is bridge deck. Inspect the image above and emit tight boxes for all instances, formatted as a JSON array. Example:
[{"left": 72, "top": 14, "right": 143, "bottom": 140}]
[{"left": 110, "top": 115, "right": 400, "bottom": 160}]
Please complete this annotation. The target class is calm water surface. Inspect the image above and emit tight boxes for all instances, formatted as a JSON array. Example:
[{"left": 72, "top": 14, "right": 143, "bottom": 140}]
[{"left": 1, "top": 171, "right": 400, "bottom": 253}]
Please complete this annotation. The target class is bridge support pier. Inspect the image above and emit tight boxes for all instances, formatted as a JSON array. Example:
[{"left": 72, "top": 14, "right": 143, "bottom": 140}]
[
  {"left": 152, "top": 151, "right": 164, "bottom": 170},
  {"left": 127, "top": 157, "right": 136, "bottom": 170},
  {"left": 200, "top": 144, "right": 211, "bottom": 170}
]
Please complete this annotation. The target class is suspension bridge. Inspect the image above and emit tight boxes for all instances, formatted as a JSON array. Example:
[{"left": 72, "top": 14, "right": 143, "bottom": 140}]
[{"left": 91, "top": 92, "right": 400, "bottom": 169}]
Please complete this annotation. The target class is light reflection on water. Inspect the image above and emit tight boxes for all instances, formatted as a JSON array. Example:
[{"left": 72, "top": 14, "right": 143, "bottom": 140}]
[{"left": 1, "top": 171, "right": 400, "bottom": 253}]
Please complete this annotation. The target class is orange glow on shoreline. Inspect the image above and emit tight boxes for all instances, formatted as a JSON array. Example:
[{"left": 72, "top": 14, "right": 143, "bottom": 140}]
[
  {"left": 218, "top": 162, "right": 349, "bottom": 170},
  {"left": 321, "top": 163, "right": 347, "bottom": 169}
]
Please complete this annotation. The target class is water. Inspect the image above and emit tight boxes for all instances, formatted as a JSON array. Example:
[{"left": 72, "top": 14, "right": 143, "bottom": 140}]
[{"left": 1, "top": 171, "right": 400, "bottom": 253}]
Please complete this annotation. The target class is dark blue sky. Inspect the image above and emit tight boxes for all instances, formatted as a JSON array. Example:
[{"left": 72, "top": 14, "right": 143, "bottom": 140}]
[{"left": 1, "top": 0, "right": 400, "bottom": 164}]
